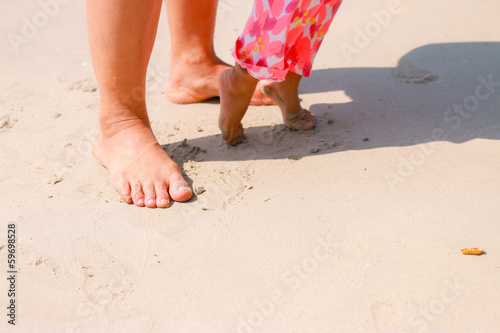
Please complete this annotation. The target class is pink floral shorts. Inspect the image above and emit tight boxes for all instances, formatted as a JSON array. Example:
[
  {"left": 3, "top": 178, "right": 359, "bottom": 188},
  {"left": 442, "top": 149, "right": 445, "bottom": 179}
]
[{"left": 234, "top": 0, "right": 343, "bottom": 82}]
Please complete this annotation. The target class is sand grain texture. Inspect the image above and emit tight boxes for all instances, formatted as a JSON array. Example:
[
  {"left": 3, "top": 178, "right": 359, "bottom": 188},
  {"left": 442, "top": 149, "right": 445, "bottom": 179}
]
[{"left": 1, "top": 0, "right": 499, "bottom": 332}]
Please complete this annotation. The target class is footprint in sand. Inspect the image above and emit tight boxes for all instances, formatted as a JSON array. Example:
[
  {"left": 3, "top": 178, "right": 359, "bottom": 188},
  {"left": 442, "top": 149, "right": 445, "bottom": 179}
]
[
  {"left": 393, "top": 61, "right": 440, "bottom": 84},
  {"left": 66, "top": 78, "right": 98, "bottom": 93},
  {"left": 0, "top": 114, "right": 17, "bottom": 132},
  {"left": 370, "top": 299, "right": 397, "bottom": 332}
]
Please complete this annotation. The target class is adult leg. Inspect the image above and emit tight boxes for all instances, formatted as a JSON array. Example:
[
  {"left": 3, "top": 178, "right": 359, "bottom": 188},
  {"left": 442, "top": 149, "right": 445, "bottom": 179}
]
[
  {"left": 87, "top": 0, "right": 192, "bottom": 208},
  {"left": 163, "top": 0, "right": 272, "bottom": 105}
]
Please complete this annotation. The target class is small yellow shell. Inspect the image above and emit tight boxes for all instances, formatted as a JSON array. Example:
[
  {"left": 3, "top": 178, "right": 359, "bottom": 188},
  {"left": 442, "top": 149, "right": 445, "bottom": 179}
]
[{"left": 461, "top": 248, "right": 484, "bottom": 255}]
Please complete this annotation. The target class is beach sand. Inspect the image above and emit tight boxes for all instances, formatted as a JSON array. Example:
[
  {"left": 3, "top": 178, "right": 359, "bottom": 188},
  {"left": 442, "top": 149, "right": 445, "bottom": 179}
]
[{"left": 1, "top": 0, "right": 499, "bottom": 332}]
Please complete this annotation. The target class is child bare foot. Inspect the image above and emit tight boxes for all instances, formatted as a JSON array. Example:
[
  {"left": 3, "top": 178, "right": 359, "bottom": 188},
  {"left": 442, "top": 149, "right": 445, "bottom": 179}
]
[
  {"left": 218, "top": 64, "right": 258, "bottom": 145},
  {"left": 93, "top": 109, "right": 192, "bottom": 208},
  {"left": 219, "top": 67, "right": 316, "bottom": 145},
  {"left": 166, "top": 57, "right": 272, "bottom": 105},
  {"left": 261, "top": 71, "right": 317, "bottom": 131}
]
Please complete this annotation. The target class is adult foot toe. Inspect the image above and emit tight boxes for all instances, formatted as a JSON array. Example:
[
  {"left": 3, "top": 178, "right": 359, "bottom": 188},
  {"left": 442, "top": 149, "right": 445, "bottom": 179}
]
[
  {"left": 143, "top": 182, "right": 157, "bottom": 208},
  {"left": 168, "top": 171, "right": 193, "bottom": 202},
  {"left": 155, "top": 182, "right": 170, "bottom": 208},
  {"left": 131, "top": 183, "right": 145, "bottom": 207}
]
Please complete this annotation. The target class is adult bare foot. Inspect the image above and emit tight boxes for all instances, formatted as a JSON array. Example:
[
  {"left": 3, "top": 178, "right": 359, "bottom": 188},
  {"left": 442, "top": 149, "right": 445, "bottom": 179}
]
[
  {"left": 218, "top": 65, "right": 258, "bottom": 145},
  {"left": 261, "top": 72, "right": 317, "bottom": 130},
  {"left": 93, "top": 111, "right": 192, "bottom": 208},
  {"left": 166, "top": 57, "right": 273, "bottom": 105},
  {"left": 86, "top": 0, "right": 191, "bottom": 208}
]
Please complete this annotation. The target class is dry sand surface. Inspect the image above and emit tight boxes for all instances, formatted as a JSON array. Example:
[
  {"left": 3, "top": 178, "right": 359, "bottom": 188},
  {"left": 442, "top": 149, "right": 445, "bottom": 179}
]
[{"left": 1, "top": 0, "right": 500, "bottom": 332}]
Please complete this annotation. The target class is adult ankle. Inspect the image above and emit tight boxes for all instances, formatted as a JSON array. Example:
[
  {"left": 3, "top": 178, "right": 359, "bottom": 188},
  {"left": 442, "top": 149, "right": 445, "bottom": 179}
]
[
  {"left": 169, "top": 46, "right": 218, "bottom": 67},
  {"left": 98, "top": 103, "right": 149, "bottom": 131}
]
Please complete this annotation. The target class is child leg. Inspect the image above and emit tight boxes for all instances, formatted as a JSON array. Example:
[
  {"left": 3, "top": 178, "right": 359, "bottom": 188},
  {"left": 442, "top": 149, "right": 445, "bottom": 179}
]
[
  {"left": 261, "top": 71, "right": 317, "bottom": 130},
  {"left": 218, "top": 65, "right": 259, "bottom": 146},
  {"left": 231, "top": 0, "right": 343, "bottom": 131}
]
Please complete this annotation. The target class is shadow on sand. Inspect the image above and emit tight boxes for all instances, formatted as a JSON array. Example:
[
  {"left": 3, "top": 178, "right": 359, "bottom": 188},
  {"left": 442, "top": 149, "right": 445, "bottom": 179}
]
[{"left": 162, "top": 42, "right": 500, "bottom": 167}]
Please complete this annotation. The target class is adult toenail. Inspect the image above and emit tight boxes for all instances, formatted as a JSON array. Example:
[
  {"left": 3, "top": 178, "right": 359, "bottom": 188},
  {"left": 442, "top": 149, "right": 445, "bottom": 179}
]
[
  {"left": 138, "top": 199, "right": 144, "bottom": 205},
  {"left": 147, "top": 199, "right": 155, "bottom": 206},
  {"left": 160, "top": 199, "right": 168, "bottom": 206},
  {"left": 178, "top": 185, "right": 191, "bottom": 192}
]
